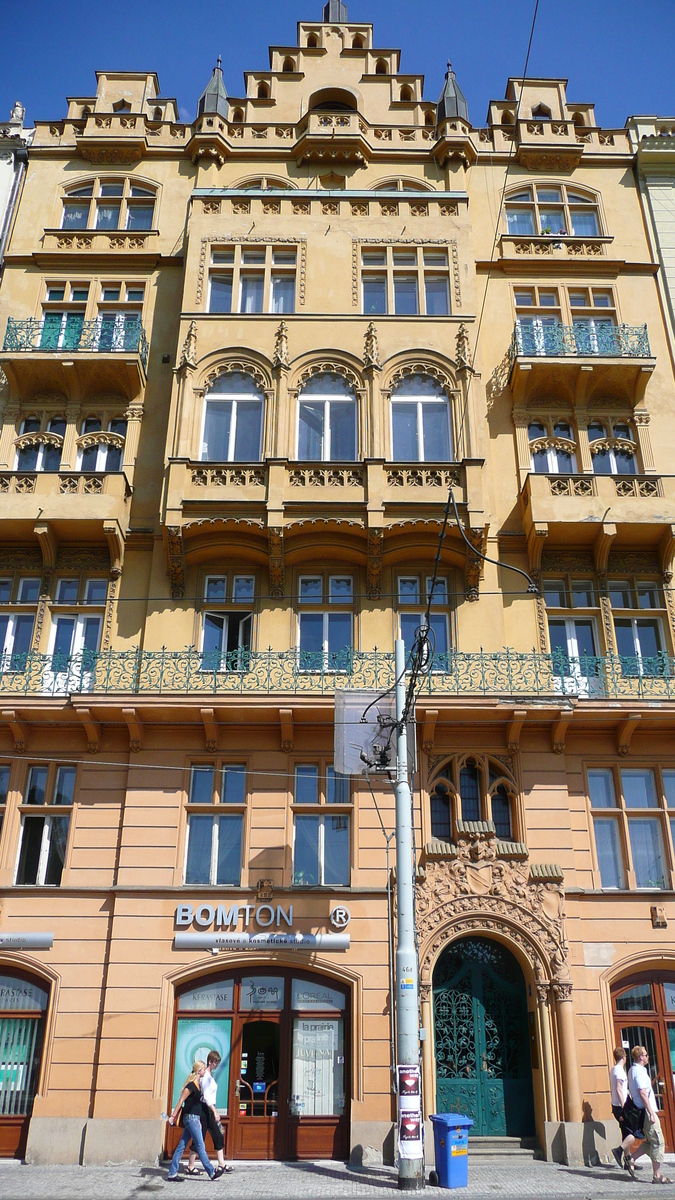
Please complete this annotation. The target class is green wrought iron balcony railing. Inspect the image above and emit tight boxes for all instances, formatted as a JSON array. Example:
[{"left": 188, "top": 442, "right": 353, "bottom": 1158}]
[
  {"left": 0, "top": 646, "right": 673, "bottom": 701},
  {"left": 3, "top": 315, "right": 149, "bottom": 373},
  {"left": 509, "top": 319, "right": 651, "bottom": 365}
]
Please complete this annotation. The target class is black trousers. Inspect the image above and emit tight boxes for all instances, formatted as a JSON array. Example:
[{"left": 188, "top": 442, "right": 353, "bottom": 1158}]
[{"left": 200, "top": 1106, "right": 224, "bottom": 1153}]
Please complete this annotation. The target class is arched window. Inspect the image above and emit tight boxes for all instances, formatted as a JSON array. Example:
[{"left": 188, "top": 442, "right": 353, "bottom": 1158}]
[
  {"left": 459, "top": 761, "right": 481, "bottom": 822},
  {"left": 424, "top": 110, "right": 435, "bottom": 127},
  {"left": 257, "top": 82, "right": 270, "bottom": 100},
  {"left": 390, "top": 374, "right": 453, "bottom": 462},
  {"left": 572, "top": 111, "right": 585, "bottom": 128},
  {"left": 232, "top": 108, "right": 244, "bottom": 123},
  {"left": 491, "top": 784, "right": 512, "bottom": 840},
  {"left": 202, "top": 373, "right": 264, "bottom": 462},
  {"left": 375, "top": 59, "right": 388, "bottom": 76},
  {"left": 282, "top": 57, "right": 295, "bottom": 73},
  {"left": 430, "top": 782, "right": 452, "bottom": 841},
  {"left": 588, "top": 420, "right": 637, "bottom": 476},
  {"left": 502, "top": 110, "right": 515, "bottom": 125},
  {"left": 16, "top": 416, "right": 65, "bottom": 472},
  {"left": 527, "top": 418, "right": 576, "bottom": 474},
  {"left": 400, "top": 85, "right": 413, "bottom": 103},
  {"left": 61, "top": 177, "right": 156, "bottom": 233},
  {"left": 352, "top": 34, "right": 365, "bottom": 49},
  {"left": 307, "top": 32, "right": 319, "bottom": 47},
  {"left": 297, "top": 373, "right": 357, "bottom": 462},
  {"left": 531, "top": 103, "right": 552, "bottom": 120},
  {"left": 112, "top": 99, "right": 131, "bottom": 113},
  {"left": 153, "top": 106, "right": 162, "bottom": 121},
  {"left": 505, "top": 184, "right": 601, "bottom": 238},
  {"left": 78, "top": 416, "right": 127, "bottom": 472}
]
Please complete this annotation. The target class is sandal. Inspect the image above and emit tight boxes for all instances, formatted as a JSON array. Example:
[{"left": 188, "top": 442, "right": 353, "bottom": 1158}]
[
  {"left": 624, "top": 1153, "right": 637, "bottom": 1180},
  {"left": 652, "top": 1177, "right": 674, "bottom": 1185},
  {"left": 186, "top": 1166, "right": 201, "bottom": 1175}
]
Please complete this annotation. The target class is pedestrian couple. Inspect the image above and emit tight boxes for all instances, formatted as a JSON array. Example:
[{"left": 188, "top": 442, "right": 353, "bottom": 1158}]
[
  {"left": 610, "top": 1045, "right": 672, "bottom": 1183},
  {"left": 167, "top": 1050, "right": 234, "bottom": 1181}
]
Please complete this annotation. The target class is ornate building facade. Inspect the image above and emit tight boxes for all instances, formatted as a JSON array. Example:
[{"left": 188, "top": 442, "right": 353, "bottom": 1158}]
[{"left": 0, "top": 1, "right": 675, "bottom": 1169}]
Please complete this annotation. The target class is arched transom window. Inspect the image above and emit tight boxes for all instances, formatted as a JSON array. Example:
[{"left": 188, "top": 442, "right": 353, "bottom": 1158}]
[
  {"left": 390, "top": 374, "right": 453, "bottom": 462},
  {"left": 201, "top": 373, "right": 265, "bottom": 462},
  {"left": 297, "top": 373, "right": 357, "bottom": 462},
  {"left": 505, "top": 184, "right": 601, "bottom": 238}
]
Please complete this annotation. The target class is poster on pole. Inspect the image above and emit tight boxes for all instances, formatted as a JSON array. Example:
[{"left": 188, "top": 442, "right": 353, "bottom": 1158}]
[
  {"left": 398, "top": 1113, "right": 423, "bottom": 1159},
  {"left": 397, "top": 1064, "right": 423, "bottom": 1159},
  {"left": 397, "top": 1064, "right": 421, "bottom": 1113}
]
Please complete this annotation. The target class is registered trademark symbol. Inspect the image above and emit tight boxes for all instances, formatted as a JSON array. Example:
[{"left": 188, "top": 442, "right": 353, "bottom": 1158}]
[{"left": 330, "top": 905, "right": 351, "bottom": 929}]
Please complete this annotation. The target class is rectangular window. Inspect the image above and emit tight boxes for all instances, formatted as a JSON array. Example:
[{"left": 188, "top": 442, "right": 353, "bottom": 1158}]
[
  {"left": 190, "top": 765, "right": 215, "bottom": 805},
  {"left": 621, "top": 769, "right": 657, "bottom": 809},
  {"left": 394, "top": 276, "right": 418, "bottom": 315},
  {"left": 326, "top": 766, "right": 350, "bottom": 804},
  {"left": 201, "top": 610, "right": 252, "bottom": 671},
  {"left": 615, "top": 618, "right": 663, "bottom": 676},
  {"left": 628, "top": 819, "right": 666, "bottom": 889},
  {"left": 15, "top": 764, "right": 74, "bottom": 887},
  {"left": 126, "top": 204, "right": 154, "bottom": 231},
  {"left": 209, "top": 275, "right": 233, "bottom": 314},
  {"left": 222, "top": 765, "right": 246, "bottom": 805},
  {"left": 96, "top": 203, "right": 121, "bottom": 230},
  {"left": 425, "top": 276, "right": 449, "bottom": 316},
  {"left": 363, "top": 276, "right": 387, "bottom": 315},
  {"left": 184, "top": 813, "right": 243, "bottom": 886},
  {"left": 593, "top": 818, "right": 625, "bottom": 889},
  {"left": 84, "top": 579, "right": 108, "bottom": 605},
  {"left": 295, "top": 765, "right": 319, "bottom": 805},
  {"left": 293, "top": 813, "right": 350, "bottom": 886},
  {"left": 240, "top": 274, "right": 264, "bottom": 314},
  {"left": 271, "top": 274, "right": 295, "bottom": 314},
  {"left": 202, "top": 399, "right": 263, "bottom": 462}
]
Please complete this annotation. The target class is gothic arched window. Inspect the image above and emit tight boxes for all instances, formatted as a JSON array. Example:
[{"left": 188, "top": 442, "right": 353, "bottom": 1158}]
[
  {"left": 201, "top": 373, "right": 264, "bottom": 462},
  {"left": 297, "top": 373, "right": 357, "bottom": 462}
]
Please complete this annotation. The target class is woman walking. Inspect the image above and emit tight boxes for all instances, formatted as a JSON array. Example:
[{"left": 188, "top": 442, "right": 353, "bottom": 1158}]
[
  {"left": 187, "top": 1050, "right": 233, "bottom": 1176},
  {"left": 167, "top": 1060, "right": 224, "bottom": 1182}
]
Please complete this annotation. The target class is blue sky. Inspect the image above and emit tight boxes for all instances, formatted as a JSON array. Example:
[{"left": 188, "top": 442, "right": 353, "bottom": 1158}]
[{"left": 2, "top": 1, "right": 674, "bottom": 129}]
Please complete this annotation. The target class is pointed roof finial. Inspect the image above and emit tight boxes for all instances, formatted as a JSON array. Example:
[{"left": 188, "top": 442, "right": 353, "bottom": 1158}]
[
  {"left": 323, "top": 0, "right": 348, "bottom": 20},
  {"left": 437, "top": 60, "right": 468, "bottom": 124},
  {"left": 217, "top": 55, "right": 222, "bottom": 70},
  {"left": 197, "top": 56, "right": 228, "bottom": 120}
]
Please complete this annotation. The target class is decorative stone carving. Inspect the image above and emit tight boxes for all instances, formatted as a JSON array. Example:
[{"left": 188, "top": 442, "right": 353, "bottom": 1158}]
[
  {"left": 455, "top": 324, "right": 472, "bottom": 370},
  {"left": 268, "top": 528, "right": 284, "bottom": 599},
  {"left": 296, "top": 360, "right": 362, "bottom": 392},
  {"left": 416, "top": 842, "right": 572, "bottom": 995},
  {"left": 179, "top": 321, "right": 197, "bottom": 370},
  {"left": 367, "top": 528, "right": 384, "bottom": 601},
  {"left": 166, "top": 527, "right": 186, "bottom": 600},
  {"left": 363, "top": 323, "right": 380, "bottom": 369},
  {"left": 463, "top": 527, "right": 484, "bottom": 601},
  {"left": 273, "top": 321, "right": 289, "bottom": 369}
]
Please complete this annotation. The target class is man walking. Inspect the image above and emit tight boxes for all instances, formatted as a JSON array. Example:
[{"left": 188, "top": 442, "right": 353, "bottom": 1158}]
[
  {"left": 626, "top": 1045, "right": 672, "bottom": 1184},
  {"left": 609, "top": 1046, "right": 628, "bottom": 1168}
]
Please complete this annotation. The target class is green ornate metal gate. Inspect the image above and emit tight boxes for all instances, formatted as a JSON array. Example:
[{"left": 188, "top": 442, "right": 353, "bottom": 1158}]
[{"left": 433, "top": 937, "right": 535, "bottom": 1137}]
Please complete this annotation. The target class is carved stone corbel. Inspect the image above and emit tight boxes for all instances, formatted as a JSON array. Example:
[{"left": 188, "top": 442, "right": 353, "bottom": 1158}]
[
  {"left": 617, "top": 712, "right": 641, "bottom": 757},
  {"left": 201, "top": 708, "right": 218, "bottom": 753},
  {"left": 103, "top": 520, "right": 124, "bottom": 578},
  {"left": 593, "top": 522, "right": 616, "bottom": 574},
  {"left": 34, "top": 522, "right": 57, "bottom": 571},
  {"left": 367, "top": 527, "right": 384, "bottom": 601},
  {"left": 166, "top": 526, "right": 186, "bottom": 600},
  {"left": 178, "top": 320, "right": 197, "bottom": 370},
  {"left": 279, "top": 708, "right": 294, "bottom": 753},
  {"left": 421, "top": 710, "right": 438, "bottom": 754},
  {"left": 1, "top": 710, "right": 27, "bottom": 752},
  {"left": 463, "top": 526, "right": 485, "bottom": 601},
  {"left": 526, "top": 523, "right": 548, "bottom": 573},
  {"left": 268, "top": 527, "right": 285, "bottom": 599},
  {"left": 507, "top": 709, "right": 527, "bottom": 753},
  {"left": 551, "top": 708, "right": 574, "bottom": 755},
  {"left": 363, "top": 322, "right": 381, "bottom": 369},
  {"left": 273, "top": 321, "right": 289, "bottom": 369},
  {"left": 77, "top": 708, "right": 101, "bottom": 753},
  {"left": 122, "top": 708, "right": 144, "bottom": 753}
]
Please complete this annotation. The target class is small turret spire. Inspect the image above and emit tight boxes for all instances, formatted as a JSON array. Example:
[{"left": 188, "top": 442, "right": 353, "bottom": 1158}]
[
  {"left": 323, "top": 0, "right": 347, "bottom": 20},
  {"left": 437, "top": 60, "right": 469, "bottom": 124},
  {"left": 197, "top": 57, "right": 228, "bottom": 121}
]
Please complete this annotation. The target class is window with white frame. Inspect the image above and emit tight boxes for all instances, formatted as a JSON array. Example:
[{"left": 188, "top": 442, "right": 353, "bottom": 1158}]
[
  {"left": 77, "top": 416, "right": 127, "bottom": 472},
  {"left": 390, "top": 374, "right": 453, "bottom": 462},
  {"left": 297, "top": 575, "right": 353, "bottom": 670},
  {"left": 589, "top": 766, "right": 673, "bottom": 890},
  {"left": 0, "top": 576, "right": 39, "bottom": 670},
  {"left": 297, "top": 373, "right": 357, "bottom": 462},
  {"left": 208, "top": 245, "right": 297, "bottom": 314},
  {"left": 201, "top": 372, "right": 264, "bottom": 462},
  {"left": 44, "top": 576, "right": 106, "bottom": 694},
  {"left": 588, "top": 419, "right": 637, "bottom": 476},
  {"left": 96, "top": 281, "right": 145, "bottom": 352},
  {"left": 15, "top": 416, "right": 66, "bottom": 472},
  {"left": 61, "top": 178, "right": 156, "bottom": 232},
  {"left": 527, "top": 418, "right": 576, "bottom": 474},
  {"left": 570, "top": 288, "right": 617, "bottom": 353},
  {"left": 292, "top": 762, "right": 351, "bottom": 886},
  {"left": 505, "top": 184, "right": 601, "bottom": 238},
  {"left": 513, "top": 286, "right": 563, "bottom": 355},
  {"left": 397, "top": 574, "right": 451, "bottom": 666},
  {"left": 361, "top": 246, "right": 451, "bottom": 316},
  {"left": 609, "top": 580, "right": 664, "bottom": 676},
  {"left": 184, "top": 763, "right": 245, "bottom": 886},
  {"left": 200, "top": 573, "right": 255, "bottom": 671},
  {"left": 15, "top": 763, "right": 76, "bottom": 887}
]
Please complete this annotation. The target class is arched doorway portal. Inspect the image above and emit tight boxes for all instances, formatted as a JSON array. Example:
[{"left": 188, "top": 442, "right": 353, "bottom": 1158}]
[
  {"left": 0, "top": 969, "right": 49, "bottom": 1157},
  {"left": 166, "top": 967, "right": 350, "bottom": 1162},
  {"left": 433, "top": 937, "right": 535, "bottom": 1137},
  {"left": 612, "top": 971, "right": 675, "bottom": 1152}
]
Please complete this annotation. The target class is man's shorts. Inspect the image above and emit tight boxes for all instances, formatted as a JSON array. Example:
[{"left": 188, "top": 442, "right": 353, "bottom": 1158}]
[{"left": 642, "top": 1113, "right": 665, "bottom": 1164}]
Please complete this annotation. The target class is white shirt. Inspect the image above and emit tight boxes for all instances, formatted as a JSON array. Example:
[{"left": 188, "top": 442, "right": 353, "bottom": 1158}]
[
  {"left": 628, "top": 1062, "right": 655, "bottom": 1111},
  {"left": 610, "top": 1062, "right": 627, "bottom": 1107},
  {"left": 201, "top": 1072, "right": 217, "bottom": 1108}
]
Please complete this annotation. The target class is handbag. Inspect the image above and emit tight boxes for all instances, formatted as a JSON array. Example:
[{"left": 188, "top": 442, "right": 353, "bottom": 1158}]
[{"left": 622, "top": 1093, "right": 645, "bottom": 1136}]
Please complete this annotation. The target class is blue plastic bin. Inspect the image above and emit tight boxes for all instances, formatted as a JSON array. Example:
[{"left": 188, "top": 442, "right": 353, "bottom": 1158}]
[{"left": 429, "top": 1113, "right": 473, "bottom": 1189}]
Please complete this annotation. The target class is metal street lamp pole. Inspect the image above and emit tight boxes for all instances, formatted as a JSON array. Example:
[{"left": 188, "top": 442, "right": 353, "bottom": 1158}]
[{"left": 394, "top": 638, "right": 425, "bottom": 1190}]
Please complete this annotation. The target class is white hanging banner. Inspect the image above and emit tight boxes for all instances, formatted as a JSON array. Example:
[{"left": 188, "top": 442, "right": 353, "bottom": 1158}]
[
  {"left": 174, "top": 932, "right": 349, "bottom": 951},
  {"left": 0, "top": 933, "right": 53, "bottom": 950}
]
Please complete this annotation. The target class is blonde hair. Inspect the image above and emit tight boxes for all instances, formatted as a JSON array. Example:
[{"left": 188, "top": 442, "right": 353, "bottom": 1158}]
[
  {"left": 183, "top": 1059, "right": 206, "bottom": 1090},
  {"left": 631, "top": 1045, "right": 647, "bottom": 1063}
]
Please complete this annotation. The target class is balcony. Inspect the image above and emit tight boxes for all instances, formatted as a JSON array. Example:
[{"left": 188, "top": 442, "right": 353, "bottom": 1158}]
[
  {"left": 0, "top": 470, "right": 131, "bottom": 543},
  {"left": 508, "top": 321, "right": 655, "bottom": 406},
  {"left": 2, "top": 646, "right": 675, "bottom": 702},
  {"left": 521, "top": 471, "right": 675, "bottom": 569},
  {"left": 1, "top": 316, "right": 148, "bottom": 401},
  {"left": 292, "top": 111, "right": 371, "bottom": 165}
]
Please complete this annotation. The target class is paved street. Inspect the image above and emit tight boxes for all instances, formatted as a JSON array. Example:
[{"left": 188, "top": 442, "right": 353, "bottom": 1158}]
[{"left": 0, "top": 1156, "right": 675, "bottom": 1200}]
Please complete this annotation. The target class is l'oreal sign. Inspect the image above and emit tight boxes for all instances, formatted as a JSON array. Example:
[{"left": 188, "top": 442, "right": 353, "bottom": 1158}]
[{"left": 175, "top": 903, "right": 293, "bottom": 931}]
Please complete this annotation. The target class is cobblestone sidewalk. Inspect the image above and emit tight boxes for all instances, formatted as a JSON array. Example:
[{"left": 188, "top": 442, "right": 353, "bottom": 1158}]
[{"left": 0, "top": 1157, "right": 674, "bottom": 1200}]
